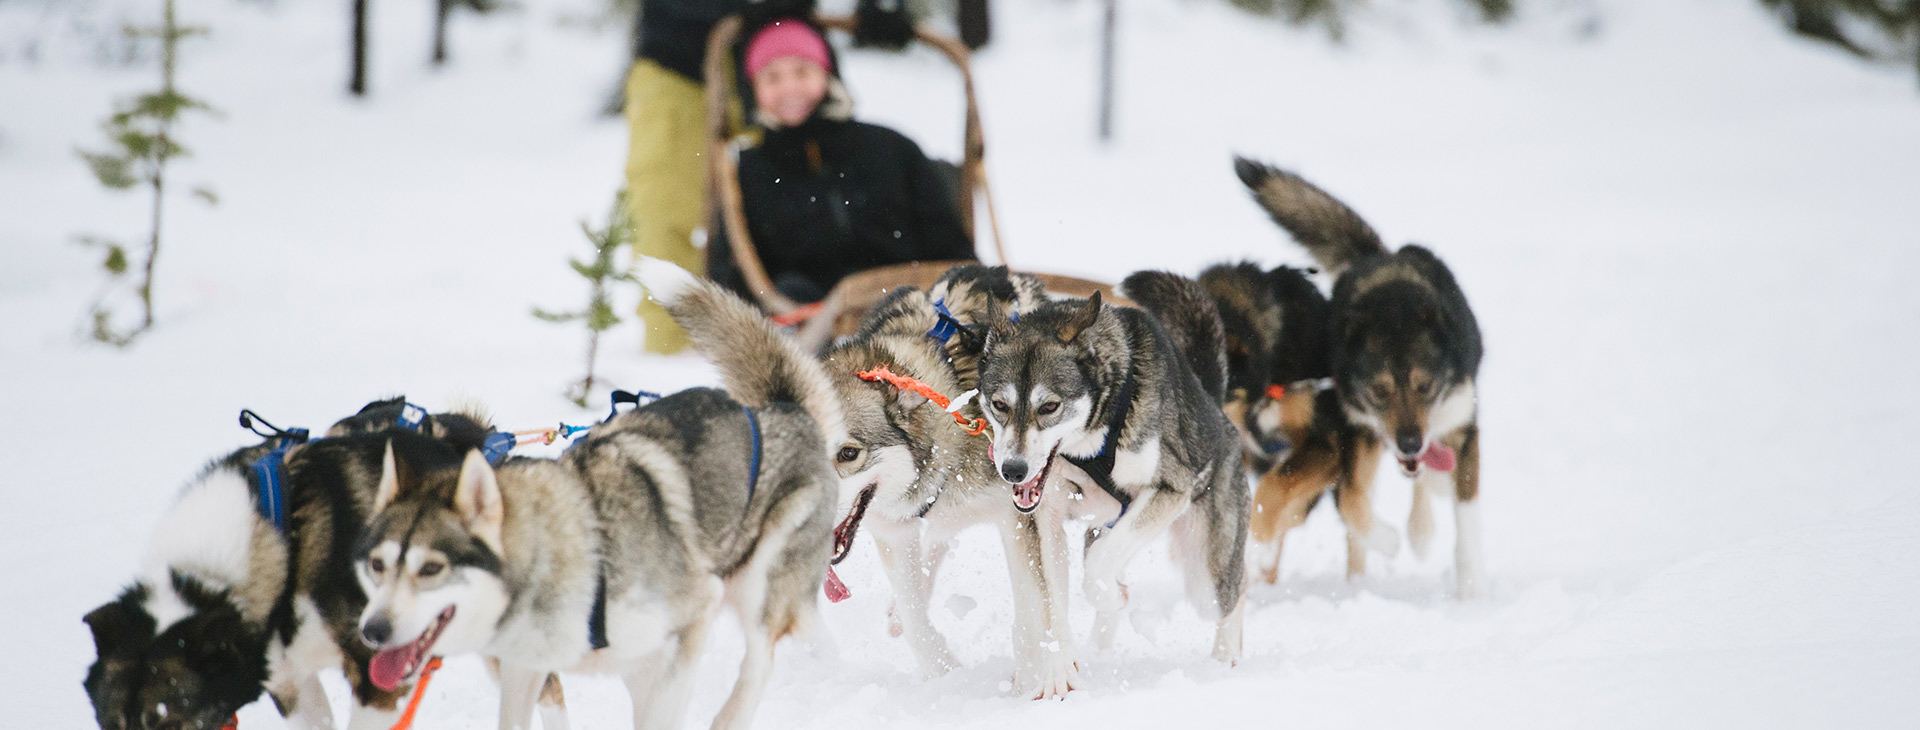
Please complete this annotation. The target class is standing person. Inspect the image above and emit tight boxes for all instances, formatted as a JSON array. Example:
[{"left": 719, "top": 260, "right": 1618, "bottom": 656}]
[
  {"left": 625, "top": 0, "right": 746, "bottom": 354},
  {"left": 708, "top": 13, "right": 973, "bottom": 306}
]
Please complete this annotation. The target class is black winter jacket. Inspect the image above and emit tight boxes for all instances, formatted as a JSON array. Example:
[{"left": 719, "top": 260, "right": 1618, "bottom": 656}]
[
  {"left": 634, "top": 0, "right": 749, "bottom": 81},
  {"left": 708, "top": 116, "right": 974, "bottom": 304}
]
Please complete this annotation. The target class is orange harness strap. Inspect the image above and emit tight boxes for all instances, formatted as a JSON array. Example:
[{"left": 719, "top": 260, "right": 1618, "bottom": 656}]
[
  {"left": 769, "top": 301, "right": 826, "bottom": 327},
  {"left": 389, "top": 657, "right": 444, "bottom": 730},
  {"left": 221, "top": 656, "right": 442, "bottom": 730},
  {"left": 855, "top": 366, "right": 988, "bottom": 437}
]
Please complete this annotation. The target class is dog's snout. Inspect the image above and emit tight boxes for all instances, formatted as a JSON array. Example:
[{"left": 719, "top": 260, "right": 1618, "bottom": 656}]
[
  {"left": 1395, "top": 430, "right": 1424, "bottom": 457},
  {"left": 361, "top": 615, "right": 392, "bottom": 647},
  {"left": 999, "top": 458, "right": 1030, "bottom": 484},
  {"left": 139, "top": 707, "right": 182, "bottom": 730}
]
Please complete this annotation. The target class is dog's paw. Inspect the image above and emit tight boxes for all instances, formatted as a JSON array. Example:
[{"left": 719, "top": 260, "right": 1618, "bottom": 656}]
[
  {"left": 911, "top": 638, "right": 958, "bottom": 678},
  {"left": 1085, "top": 576, "right": 1128, "bottom": 613},
  {"left": 1365, "top": 521, "right": 1401, "bottom": 558},
  {"left": 1014, "top": 642, "right": 1081, "bottom": 700},
  {"left": 1407, "top": 497, "right": 1436, "bottom": 560},
  {"left": 1090, "top": 609, "right": 1123, "bottom": 652},
  {"left": 1455, "top": 570, "right": 1486, "bottom": 601}
]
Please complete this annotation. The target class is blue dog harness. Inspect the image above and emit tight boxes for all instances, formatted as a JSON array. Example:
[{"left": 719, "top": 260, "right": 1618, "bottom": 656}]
[
  {"left": 1064, "top": 369, "right": 1138, "bottom": 531},
  {"left": 925, "top": 297, "right": 1018, "bottom": 345},
  {"left": 926, "top": 299, "right": 963, "bottom": 343},
  {"left": 238, "top": 409, "right": 312, "bottom": 534}
]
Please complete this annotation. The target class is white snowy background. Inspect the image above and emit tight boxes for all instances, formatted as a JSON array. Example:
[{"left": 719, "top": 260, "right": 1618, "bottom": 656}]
[{"left": 4, "top": 0, "right": 1917, "bottom": 726}]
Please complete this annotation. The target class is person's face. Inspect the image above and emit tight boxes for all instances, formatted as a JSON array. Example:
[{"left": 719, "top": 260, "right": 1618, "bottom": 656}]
[{"left": 752, "top": 56, "right": 830, "bottom": 128}]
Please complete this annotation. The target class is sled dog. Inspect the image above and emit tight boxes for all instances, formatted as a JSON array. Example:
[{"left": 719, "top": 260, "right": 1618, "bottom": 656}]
[
  {"left": 977, "top": 272, "right": 1250, "bottom": 662},
  {"left": 1235, "top": 156, "right": 1486, "bottom": 597},
  {"left": 354, "top": 261, "right": 838, "bottom": 730}
]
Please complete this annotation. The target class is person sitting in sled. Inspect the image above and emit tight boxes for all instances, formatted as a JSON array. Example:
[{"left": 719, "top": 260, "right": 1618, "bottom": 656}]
[{"left": 706, "top": 14, "right": 974, "bottom": 306}]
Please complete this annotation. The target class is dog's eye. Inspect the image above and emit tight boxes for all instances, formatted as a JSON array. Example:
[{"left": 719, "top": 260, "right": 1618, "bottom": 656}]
[
  {"left": 836, "top": 446, "right": 862, "bottom": 463},
  {"left": 1037, "top": 401, "right": 1060, "bottom": 415},
  {"left": 1413, "top": 380, "right": 1435, "bottom": 397},
  {"left": 368, "top": 557, "right": 386, "bottom": 574},
  {"left": 990, "top": 399, "right": 1009, "bottom": 413},
  {"left": 1369, "top": 383, "right": 1392, "bottom": 402},
  {"left": 418, "top": 562, "right": 444, "bottom": 578}
]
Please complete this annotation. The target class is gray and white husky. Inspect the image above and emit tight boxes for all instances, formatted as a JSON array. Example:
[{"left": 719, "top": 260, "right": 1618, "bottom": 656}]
[
  {"left": 977, "top": 272, "right": 1250, "bottom": 662},
  {"left": 813, "top": 264, "right": 1081, "bottom": 698},
  {"left": 352, "top": 261, "right": 841, "bottom": 730}
]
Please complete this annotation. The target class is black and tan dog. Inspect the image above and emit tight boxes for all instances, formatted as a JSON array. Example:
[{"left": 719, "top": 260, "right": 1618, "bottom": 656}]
[
  {"left": 1235, "top": 157, "right": 1486, "bottom": 598},
  {"left": 1198, "top": 260, "right": 1333, "bottom": 476},
  {"left": 80, "top": 400, "right": 566, "bottom": 729}
]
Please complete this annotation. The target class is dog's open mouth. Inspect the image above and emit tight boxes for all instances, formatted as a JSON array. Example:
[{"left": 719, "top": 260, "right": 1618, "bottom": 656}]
[
  {"left": 1399, "top": 442, "right": 1458, "bottom": 476},
  {"left": 830, "top": 484, "right": 877, "bottom": 565},
  {"left": 368, "top": 606, "right": 454, "bottom": 692},
  {"left": 1010, "top": 445, "right": 1060, "bottom": 514}
]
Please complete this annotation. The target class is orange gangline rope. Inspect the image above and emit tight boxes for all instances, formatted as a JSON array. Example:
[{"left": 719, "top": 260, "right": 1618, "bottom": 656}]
[{"left": 855, "top": 365, "right": 988, "bottom": 436}]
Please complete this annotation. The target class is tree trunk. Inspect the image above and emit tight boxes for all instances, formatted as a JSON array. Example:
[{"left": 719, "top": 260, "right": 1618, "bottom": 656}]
[
  {"left": 350, "top": 0, "right": 370, "bottom": 95},
  {"left": 1097, "top": 0, "right": 1116, "bottom": 143},
  {"left": 432, "top": 0, "right": 451, "bottom": 65},
  {"left": 141, "top": 0, "right": 178, "bottom": 336},
  {"left": 958, "top": 0, "right": 991, "bottom": 50}
]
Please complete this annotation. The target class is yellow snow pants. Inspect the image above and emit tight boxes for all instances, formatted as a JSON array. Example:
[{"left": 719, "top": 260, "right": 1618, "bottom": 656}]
[{"left": 625, "top": 59, "right": 708, "bottom": 354}]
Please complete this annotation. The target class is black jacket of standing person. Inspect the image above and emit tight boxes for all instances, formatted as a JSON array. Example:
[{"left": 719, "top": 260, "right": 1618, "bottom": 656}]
[
  {"left": 707, "top": 13, "right": 973, "bottom": 305},
  {"left": 633, "top": 0, "right": 750, "bottom": 81}
]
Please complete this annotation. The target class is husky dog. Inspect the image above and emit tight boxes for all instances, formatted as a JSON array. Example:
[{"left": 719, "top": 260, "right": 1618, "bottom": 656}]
[
  {"left": 354, "top": 261, "right": 838, "bottom": 730},
  {"left": 1197, "top": 261, "right": 1333, "bottom": 475},
  {"left": 82, "top": 404, "right": 492, "bottom": 730},
  {"left": 1195, "top": 262, "right": 1388, "bottom": 585},
  {"left": 325, "top": 396, "right": 490, "bottom": 444},
  {"left": 977, "top": 272, "right": 1250, "bottom": 662},
  {"left": 1235, "top": 157, "right": 1486, "bottom": 597},
  {"left": 812, "top": 263, "right": 1080, "bottom": 698}
]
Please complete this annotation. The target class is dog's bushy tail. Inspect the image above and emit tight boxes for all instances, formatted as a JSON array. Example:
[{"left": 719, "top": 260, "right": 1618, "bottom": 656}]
[
  {"left": 636, "top": 257, "right": 847, "bottom": 449},
  {"left": 1121, "top": 270, "right": 1229, "bottom": 404},
  {"left": 1233, "top": 156, "right": 1388, "bottom": 276}
]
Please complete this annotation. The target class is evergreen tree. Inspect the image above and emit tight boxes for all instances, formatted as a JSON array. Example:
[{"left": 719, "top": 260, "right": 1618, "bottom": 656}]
[
  {"left": 534, "top": 191, "right": 638, "bottom": 406},
  {"left": 1760, "top": 0, "right": 1920, "bottom": 83},
  {"left": 1226, "top": 0, "right": 1514, "bottom": 39},
  {"left": 74, "top": 0, "right": 214, "bottom": 347}
]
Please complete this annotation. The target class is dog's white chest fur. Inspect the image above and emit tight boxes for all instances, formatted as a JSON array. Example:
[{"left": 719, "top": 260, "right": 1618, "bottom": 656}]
[{"left": 1108, "top": 439, "right": 1162, "bottom": 488}]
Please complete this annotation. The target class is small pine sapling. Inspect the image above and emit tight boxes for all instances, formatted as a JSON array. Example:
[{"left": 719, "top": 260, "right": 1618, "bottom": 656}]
[
  {"left": 534, "top": 191, "right": 637, "bottom": 406},
  {"left": 74, "top": 0, "right": 214, "bottom": 346}
]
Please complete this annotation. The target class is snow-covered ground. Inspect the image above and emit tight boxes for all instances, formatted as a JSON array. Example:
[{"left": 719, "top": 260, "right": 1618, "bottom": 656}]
[{"left": 5, "top": 0, "right": 1918, "bottom": 726}]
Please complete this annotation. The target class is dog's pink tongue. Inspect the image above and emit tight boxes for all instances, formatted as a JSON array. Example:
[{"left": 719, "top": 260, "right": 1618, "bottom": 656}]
[
  {"left": 1420, "top": 443, "right": 1457, "bottom": 472},
  {"left": 368, "top": 646, "right": 416, "bottom": 692},
  {"left": 823, "top": 565, "right": 851, "bottom": 603}
]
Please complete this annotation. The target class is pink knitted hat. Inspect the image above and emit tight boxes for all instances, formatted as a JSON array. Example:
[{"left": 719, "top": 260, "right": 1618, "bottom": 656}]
[{"left": 745, "top": 20, "right": 833, "bottom": 79}]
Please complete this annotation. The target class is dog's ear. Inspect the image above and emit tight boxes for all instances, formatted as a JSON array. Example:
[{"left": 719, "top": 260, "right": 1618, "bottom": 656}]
[
  {"left": 954, "top": 322, "right": 988, "bottom": 355},
  {"left": 454, "top": 449, "right": 505, "bottom": 553},
  {"left": 1056, "top": 291, "right": 1103, "bottom": 343},
  {"left": 373, "top": 441, "right": 402, "bottom": 512},
  {"left": 981, "top": 297, "right": 1016, "bottom": 344},
  {"left": 888, "top": 387, "right": 930, "bottom": 413},
  {"left": 83, "top": 599, "right": 154, "bottom": 658}
]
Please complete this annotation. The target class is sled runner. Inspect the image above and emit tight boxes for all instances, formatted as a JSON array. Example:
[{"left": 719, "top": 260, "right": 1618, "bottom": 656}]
[{"left": 701, "top": 12, "right": 1123, "bottom": 346}]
